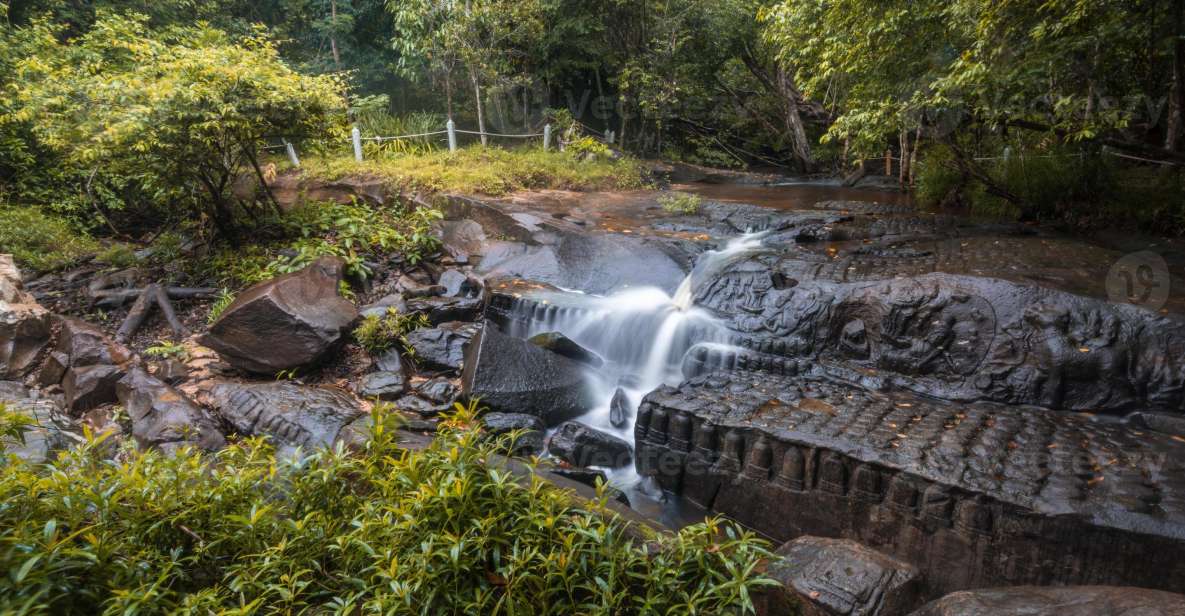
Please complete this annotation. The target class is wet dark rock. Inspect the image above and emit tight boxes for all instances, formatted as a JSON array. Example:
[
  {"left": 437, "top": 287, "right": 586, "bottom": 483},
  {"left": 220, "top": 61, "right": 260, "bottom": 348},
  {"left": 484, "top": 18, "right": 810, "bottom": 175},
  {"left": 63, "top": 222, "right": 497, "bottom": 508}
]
[
  {"left": 63, "top": 364, "right": 124, "bottom": 414},
  {"left": 0, "top": 255, "right": 52, "bottom": 380},
  {"left": 436, "top": 219, "right": 487, "bottom": 262},
  {"left": 1126, "top": 411, "right": 1185, "bottom": 437},
  {"left": 393, "top": 394, "right": 452, "bottom": 417},
  {"left": 909, "top": 586, "right": 1185, "bottom": 616},
  {"left": 764, "top": 536, "right": 922, "bottom": 616},
  {"left": 200, "top": 257, "right": 359, "bottom": 374},
  {"left": 417, "top": 376, "right": 460, "bottom": 405},
  {"left": 609, "top": 388, "right": 631, "bottom": 429},
  {"left": 480, "top": 412, "right": 545, "bottom": 455},
  {"left": 356, "top": 371, "right": 407, "bottom": 400},
  {"left": 209, "top": 382, "right": 364, "bottom": 453},
  {"left": 635, "top": 371, "right": 1185, "bottom": 596},
  {"left": 56, "top": 317, "right": 131, "bottom": 369},
  {"left": 461, "top": 324, "right": 595, "bottom": 425},
  {"left": 405, "top": 321, "right": 479, "bottom": 372},
  {"left": 117, "top": 367, "right": 225, "bottom": 453},
  {"left": 548, "top": 421, "right": 632, "bottom": 468},
  {"left": 528, "top": 332, "right": 603, "bottom": 368},
  {"left": 396, "top": 276, "right": 445, "bottom": 298},
  {"left": 405, "top": 295, "right": 483, "bottom": 325},
  {"left": 438, "top": 269, "right": 480, "bottom": 298},
  {"left": 360, "top": 293, "right": 405, "bottom": 318},
  {"left": 0, "top": 381, "right": 77, "bottom": 463},
  {"left": 373, "top": 347, "right": 408, "bottom": 374},
  {"left": 549, "top": 467, "right": 630, "bottom": 506},
  {"left": 38, "top": 351, "right": 68, "bottom": 388}
]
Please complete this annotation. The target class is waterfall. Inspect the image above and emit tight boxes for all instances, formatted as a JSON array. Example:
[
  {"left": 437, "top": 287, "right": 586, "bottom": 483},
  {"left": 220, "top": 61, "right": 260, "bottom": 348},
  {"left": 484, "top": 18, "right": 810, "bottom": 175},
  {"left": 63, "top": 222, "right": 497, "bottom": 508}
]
[{"left": 516, "top": 232, "right": 770, "bottom": 489}]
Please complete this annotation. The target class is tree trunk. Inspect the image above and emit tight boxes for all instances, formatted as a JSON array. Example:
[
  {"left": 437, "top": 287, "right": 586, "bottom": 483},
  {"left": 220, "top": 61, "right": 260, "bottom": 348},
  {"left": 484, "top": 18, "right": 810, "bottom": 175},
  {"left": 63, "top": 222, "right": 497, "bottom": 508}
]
[
  {"left": 776, "top": 67, "right": 813, "bottom": 173},
  {"left": 1166, "top": 0, "right": 1185, "bottom": 151},
  {"left": 471, "top": 68, "right": 488, "bottom": 146},
  {"left": 330, "top": 0, "right": 341, "bottom": 70}
]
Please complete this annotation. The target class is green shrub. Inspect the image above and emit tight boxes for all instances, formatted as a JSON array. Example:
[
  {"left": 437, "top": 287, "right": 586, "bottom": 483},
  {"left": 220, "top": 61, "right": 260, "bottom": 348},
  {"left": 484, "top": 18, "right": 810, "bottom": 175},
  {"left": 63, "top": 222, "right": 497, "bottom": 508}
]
[
  {"left": 0, "top": 406, "right": 775, "bottom": 614},
  {"left": 658, "top": 192, "right": 703, "bottom": 215},
  {"left": 566, "top": 136, "right": 612, "bottom": 161},
  {"left": 354, "top": 308, "right": 429, "bottom": 355},
  {"left": 94, "top": 243, "right": 139, "bottom": 269},
  {"left": 206, "top": 289, "right": 236, "bottom": 324},
  {"left": 144, "top": 340, "right": 188, "bottom": 361},
  {"left": 0, "top": 204, "right": 99, "bottom": 272}
]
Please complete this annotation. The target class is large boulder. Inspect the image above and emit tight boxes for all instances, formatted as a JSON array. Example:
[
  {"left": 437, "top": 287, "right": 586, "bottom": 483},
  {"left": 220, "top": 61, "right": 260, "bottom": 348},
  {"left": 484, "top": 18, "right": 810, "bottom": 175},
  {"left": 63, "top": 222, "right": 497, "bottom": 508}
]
[
  {"left": 209, "top": 382, "right": 364, "bottom": 454},
  {"left": 116, "top": 368, "right": 226, "bottom": 453},
  {"left": 528, "top": 332, "right": 603, "bottom": 368},
  {"left": 764, "top": 536, "right": 922, "bottom": 616},
  {"left": 909, "top": 586, "right": 1185, "bottom": 616},
  {"left": 51, "top": 318, "right": 132, "bottom": 414},
  {"left": 0, "top": 255, "right": 52, "bottom": 380},
  {"left": 547, "top": 421, "right": 632, "bottom": 468},
  {"left": 461, "top": 324, "right": 595, "bottom": 425},
  {"left": 405, "top": 321, "right": 479, "bottom": 372},
  {"left": 200, "top": 257, "right": 359, "bottom": 374},
  {"left": 0, "top": 381, "right": 77, "bottom": 463}
]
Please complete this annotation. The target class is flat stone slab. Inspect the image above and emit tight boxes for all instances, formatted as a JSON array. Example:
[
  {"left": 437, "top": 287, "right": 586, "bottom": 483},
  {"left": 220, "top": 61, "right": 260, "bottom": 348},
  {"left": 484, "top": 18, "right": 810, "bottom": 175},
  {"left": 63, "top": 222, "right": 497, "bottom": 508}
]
[
  {"left": 635, "top": 371, "right": 1185, "bottom": 596},
  {"left": 909, "top": 586, "right": 1185, "bottom": 616},
  {"left": 767, "top": 536, "right": 922, "bottom": 616}
]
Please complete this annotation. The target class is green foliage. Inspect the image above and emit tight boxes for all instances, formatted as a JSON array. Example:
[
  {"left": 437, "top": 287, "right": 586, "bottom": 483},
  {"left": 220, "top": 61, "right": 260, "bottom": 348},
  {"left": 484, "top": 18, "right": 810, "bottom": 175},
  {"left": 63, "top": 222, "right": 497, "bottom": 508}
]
[
  {"left": 6, "top": 14, "right": 345, "bottom": 237},
  {"left": 659, "top": 192, "right": 703, "bottom": 215},
  {"left": 0, "top": 204, "right": 98, "bottom": 272},
  {"left": 354, "top": 309, "right": 429, "bottom": 355},
  {"left": 0, "top": 406, "right": 774, "bottom": 614},
  {"left": 307, "top": 146, "right": 645, "bottom": 197},
  {"left": 206, "top": 289, "right": 236, "bottom": 324},
  {"left": 355, "top": 106, "right": 446, "bottom": 157},
  {"left": 201, "top": 200, "right": 442, "bottom": 288},
  {"left": 93, "top": 244, "right": 138, "bottom": 269},
  {"left": 566, "top": 136, "right": 612, "bottom": 161},
  {"left": 144, "top": 341, "right": 189, "bottom": 362}
]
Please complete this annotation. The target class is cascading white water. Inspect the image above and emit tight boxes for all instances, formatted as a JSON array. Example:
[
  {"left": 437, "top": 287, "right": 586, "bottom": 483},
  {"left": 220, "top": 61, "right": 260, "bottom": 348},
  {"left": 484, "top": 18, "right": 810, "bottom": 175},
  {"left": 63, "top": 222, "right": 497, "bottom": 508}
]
[{"left": 518, "top": 232, "right": 769, "bottom": 490}]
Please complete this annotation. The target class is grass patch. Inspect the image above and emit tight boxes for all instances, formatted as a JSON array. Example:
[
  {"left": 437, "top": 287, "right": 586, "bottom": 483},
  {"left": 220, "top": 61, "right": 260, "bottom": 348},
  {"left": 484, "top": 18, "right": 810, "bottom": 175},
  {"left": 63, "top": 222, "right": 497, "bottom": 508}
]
[
  {"left": 659, "top": 192, "right": 703, "bottom": 215},
  {"left": 0, "top": 406, "right": 775, "bottom": 614},
  {"left": 354, "top": 308, "right": 429, "bottom": 355},
  {"left": 303, "top": 145, "right": 647, "bottom": 197},
  {"left": 0, "top": 204, "right": 99, "bottom": 273}
]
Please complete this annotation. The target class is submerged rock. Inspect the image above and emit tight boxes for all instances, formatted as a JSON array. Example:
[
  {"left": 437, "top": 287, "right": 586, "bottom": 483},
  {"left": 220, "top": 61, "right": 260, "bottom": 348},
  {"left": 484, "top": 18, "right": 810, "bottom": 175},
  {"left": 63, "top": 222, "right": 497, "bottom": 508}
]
[
  {"left": 0, "top": 255, "right": 52, "bottom": 380},
  {"left": 909, "top": 586, "right": 1185, "bottom": 616},
  {"left": 609, "top": 388, "right": 631, "bottom": 428},
  {"left": 405, "top": 321, "right": 479, "bottom": 372},
  {"left": 461, "top": 324, "right": 595, "bottom": 425},
  {"left": 528, "top": 331, "right": 603, "bottom": 368},
  {"left": 201, "top": 257, "right": 359, "bottom": 374},
  {"left": 209, "top": 382, "right": 364, "bottom": 453},
  {"left": 764, "top": 536, "right": 922, "bottom": 616},
  {"left": 117, "top": 367, "right": 225, "bottom": 453},
  {"left": 547, "top": 421, "right": 632, "bottom": 468}
]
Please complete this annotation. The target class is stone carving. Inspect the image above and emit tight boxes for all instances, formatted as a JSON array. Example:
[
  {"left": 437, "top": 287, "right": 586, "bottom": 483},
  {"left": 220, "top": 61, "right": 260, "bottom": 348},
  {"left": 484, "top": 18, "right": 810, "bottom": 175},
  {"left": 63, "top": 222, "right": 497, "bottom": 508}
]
[
  {"left": 209, "top": 382, "right": 364, "bottom": 453},
  {"left": 765, "top": 536, "right": 923, "bottom": 616},
  {"left": 634, "top": 371, "right": 1185, "bottom": 597}
]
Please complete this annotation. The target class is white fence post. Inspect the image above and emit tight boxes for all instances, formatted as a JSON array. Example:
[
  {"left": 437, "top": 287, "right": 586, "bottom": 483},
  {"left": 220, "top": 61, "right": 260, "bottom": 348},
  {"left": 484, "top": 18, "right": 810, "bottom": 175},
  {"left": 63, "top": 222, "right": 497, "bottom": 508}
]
[
  {"left": 351, "top": 126, "right": 363, "bottom": 162},
  {"left": 447, "top": 119, "right": 457, "bottom": 153},
  {"left": 543, "top": 124, "right": 552, "bottom": 151},
  {"left": 606, "top": 130, "right": 615, "bottom": 145},
  {"left": 283, "top": 139, "right": 301, "bottom": 168}
]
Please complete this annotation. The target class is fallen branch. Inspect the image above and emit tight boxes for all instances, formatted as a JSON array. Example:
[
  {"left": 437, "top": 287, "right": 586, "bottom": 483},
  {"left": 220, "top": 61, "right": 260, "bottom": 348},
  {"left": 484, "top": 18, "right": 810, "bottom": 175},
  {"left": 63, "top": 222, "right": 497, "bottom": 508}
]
[
  {"left": 152, "top": 284, "right": 188, "bottom": 338},
  {"left": 92, "top": 287, "right": 217, "bottom": 309},
  {"left": 115, "top": 285, "right": 158, "bottom": 343}
]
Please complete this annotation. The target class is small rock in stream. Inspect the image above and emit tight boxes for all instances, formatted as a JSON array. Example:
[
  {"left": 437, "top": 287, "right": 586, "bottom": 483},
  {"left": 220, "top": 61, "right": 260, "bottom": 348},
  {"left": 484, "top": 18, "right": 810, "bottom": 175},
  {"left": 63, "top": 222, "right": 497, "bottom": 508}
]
[
  {"left": 609, "top": 388, "right": 631, "bottom": 428},
  {"left": 547, "top": 421, "right": 632, "bottom": 468}
]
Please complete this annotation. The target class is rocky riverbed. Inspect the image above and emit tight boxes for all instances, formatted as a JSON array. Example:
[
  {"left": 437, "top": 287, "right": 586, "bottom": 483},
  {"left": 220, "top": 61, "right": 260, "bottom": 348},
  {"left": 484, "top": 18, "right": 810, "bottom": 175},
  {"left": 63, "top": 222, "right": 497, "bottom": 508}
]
[{"left": 4, "top": 168, "right": 1185, "bottom": 615}]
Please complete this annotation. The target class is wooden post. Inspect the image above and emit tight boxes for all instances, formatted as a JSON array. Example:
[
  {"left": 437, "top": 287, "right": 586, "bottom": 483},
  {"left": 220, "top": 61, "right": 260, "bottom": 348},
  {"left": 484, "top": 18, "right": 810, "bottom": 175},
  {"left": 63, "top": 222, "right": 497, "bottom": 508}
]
[
  {"left": 543, "top": 123, "right": 552, "bottom": 151},
  {"left": 283, "top": 140, "right": 300, "bottom": 168},
  {"left": 606, "top": 130, "right": 615, "bottom": 145},
  {"left": 351, "top": 126, "right": 363, "bottom": 162},
  {"left": 884, "top": 149, "right": 892, "bottom": 176},
  {"left": 447, "top": 119, "right": 457, "bottom": 153}
]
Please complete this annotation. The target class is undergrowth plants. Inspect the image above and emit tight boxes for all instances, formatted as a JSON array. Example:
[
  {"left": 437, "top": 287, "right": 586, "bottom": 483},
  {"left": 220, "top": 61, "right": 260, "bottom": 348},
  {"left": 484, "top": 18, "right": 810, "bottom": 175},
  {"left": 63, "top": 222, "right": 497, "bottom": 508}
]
[
  {"left": 354, "top": 308, "right": 430, "bottom": 355},
  {"left": 0, "top": 405, "right": 777, "bottom": 614}
]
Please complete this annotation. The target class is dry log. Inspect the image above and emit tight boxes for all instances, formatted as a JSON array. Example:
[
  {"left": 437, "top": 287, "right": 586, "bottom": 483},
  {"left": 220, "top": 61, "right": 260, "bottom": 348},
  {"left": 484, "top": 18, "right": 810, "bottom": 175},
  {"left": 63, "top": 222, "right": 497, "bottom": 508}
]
[
  {"left": 115, "top": 284, "right": 159, "bottom": 343},
  {"left": 152, "top": 284, "right": 188, "bottom": 337}
]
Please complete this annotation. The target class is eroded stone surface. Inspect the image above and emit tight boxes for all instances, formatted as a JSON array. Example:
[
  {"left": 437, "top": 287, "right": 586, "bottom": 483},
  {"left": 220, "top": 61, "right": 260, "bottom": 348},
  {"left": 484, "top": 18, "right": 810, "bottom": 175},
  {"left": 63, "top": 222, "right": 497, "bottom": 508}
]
[
  {"left": 766, "top": 536, "right": 922, "bottom": 616},
  {"left": 117, "top": 367, "right": 225, "bottom": 453},
  {"left": 548, "top": 421, "right": 632, "bottom": 468},
  {"left": 635, "top": 371, "right": 1185, "bottom": 596},
  {"left": 0, "top": 381, "right": 77, "bottom": 463},
  {"left": 405, "top": 321, "right": 479, "bottom": 371},
  {"left": 0, "top": 255, "right": 52, "bottom": 381},
  {"left": 908, "top": 586, "right": 1185, "bottom": 616},
  {"left": 209, "top": 382, "right": 364, "bottom": 452}
]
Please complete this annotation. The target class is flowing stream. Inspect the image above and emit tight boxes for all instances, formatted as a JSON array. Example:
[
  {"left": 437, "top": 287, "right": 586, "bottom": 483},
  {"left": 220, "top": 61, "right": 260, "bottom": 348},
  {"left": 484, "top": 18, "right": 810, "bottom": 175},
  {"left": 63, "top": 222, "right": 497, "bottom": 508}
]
[{"left": 511, "top": 232, "right": 770, "bottom": 503}]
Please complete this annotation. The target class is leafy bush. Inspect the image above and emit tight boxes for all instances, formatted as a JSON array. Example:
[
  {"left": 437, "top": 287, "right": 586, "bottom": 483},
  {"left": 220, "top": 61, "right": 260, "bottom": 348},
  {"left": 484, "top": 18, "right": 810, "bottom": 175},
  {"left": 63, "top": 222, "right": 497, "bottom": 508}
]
[
  {"left": 659, "top": 192, "right": 703, "bottom": 215},
  {"left": 0, "top": 406, "right": 775, "bottom": 614},
  {"left": 0, "top": 204, "right": 98, "bottom": 272},
  {"left": 94, "top": 244, "right": 139, "bottom": 269},
  {"left": 354, "top": 309, "right": 429, "bottom": 355},
  {"left": 356, "top": 109, "right": 447, "bottom": 157},
  {"left": 566, "top": 136, "right": 612, "bottom": 161}
]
